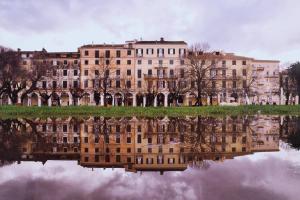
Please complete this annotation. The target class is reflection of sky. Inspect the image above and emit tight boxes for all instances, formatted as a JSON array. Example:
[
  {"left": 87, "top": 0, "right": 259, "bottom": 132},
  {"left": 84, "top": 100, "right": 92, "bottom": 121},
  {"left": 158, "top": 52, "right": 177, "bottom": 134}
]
[{"left": 1, "top": 144, "right": 300, "bottom": 200}]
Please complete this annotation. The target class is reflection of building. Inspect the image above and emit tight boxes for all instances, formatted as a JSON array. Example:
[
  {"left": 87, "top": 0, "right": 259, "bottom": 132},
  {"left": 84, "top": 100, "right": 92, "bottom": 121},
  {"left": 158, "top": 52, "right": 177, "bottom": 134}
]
[
  {"left": 0, "top": 116, "right": 281, "bottom": 172},
  {"left": 0, "top": 38, "right": 283, "bottom": 106}
]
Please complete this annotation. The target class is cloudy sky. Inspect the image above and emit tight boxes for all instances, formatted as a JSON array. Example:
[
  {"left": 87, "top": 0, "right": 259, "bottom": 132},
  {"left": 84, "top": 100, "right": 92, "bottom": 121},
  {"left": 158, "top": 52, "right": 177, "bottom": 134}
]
[
  {"left": 0, "top": 0, "right": 299, "bottom": 63},
  {"left": 1, "top": 148, "right": 300, "bottom": 200}
]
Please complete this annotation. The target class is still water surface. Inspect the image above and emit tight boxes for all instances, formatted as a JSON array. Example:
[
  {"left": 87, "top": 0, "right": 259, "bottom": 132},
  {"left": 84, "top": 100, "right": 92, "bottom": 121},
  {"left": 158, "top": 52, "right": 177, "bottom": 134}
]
[{"left": 0, "top": 115, "right": 300, "bottom": 200}]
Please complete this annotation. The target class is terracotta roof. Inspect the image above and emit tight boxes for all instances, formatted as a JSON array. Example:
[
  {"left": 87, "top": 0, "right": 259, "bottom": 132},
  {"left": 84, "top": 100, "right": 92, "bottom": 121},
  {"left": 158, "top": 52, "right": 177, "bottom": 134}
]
[
  {"left": 79, "top": 44, "right": 125, "bottom": 48},
  {"left": 134, "top": 40, "right": 187, "bottom": 45}
]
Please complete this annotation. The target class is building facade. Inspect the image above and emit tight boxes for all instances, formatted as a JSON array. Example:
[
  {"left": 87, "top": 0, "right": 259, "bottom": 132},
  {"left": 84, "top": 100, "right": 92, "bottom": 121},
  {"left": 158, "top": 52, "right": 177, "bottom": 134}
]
[{"left": 0, "top": 38, "right": 290, "bottom": 106}]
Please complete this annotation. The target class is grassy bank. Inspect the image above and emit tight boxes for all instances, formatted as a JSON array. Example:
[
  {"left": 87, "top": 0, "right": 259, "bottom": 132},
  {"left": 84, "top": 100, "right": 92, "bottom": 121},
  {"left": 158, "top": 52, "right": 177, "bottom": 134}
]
[{"left": 0, "top": 105, "right": 299, "bottom": 118}]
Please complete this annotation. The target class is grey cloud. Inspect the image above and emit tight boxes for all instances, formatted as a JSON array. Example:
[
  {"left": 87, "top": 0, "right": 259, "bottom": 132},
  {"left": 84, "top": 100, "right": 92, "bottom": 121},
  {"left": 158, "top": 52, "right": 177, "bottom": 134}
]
[
  {"left": 0, "top": 157, "right": 299, "bottom": 200},
  {"left": 0, "top": 0, "right": 300, "bottom": 61}
]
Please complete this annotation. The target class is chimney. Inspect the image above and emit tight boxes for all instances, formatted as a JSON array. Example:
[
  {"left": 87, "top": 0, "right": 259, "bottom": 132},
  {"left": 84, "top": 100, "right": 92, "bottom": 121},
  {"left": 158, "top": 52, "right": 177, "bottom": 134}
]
[{"left": 160, "top": 37, "right": 164, "bottom": 42}]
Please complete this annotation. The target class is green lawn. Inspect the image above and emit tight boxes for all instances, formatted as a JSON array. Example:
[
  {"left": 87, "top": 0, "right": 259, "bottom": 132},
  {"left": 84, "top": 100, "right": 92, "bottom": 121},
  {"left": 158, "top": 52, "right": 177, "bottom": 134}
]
[{"left": 0, "top": 105, "right": 299, "bottom": 118}]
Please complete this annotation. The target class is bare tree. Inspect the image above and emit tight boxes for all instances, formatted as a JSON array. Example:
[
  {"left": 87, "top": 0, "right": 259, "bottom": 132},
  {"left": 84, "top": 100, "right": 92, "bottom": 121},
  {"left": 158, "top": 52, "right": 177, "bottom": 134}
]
[
  {"left": 186, "top": 43, "right": 220, "bottom": 106},
  {"left": 238, "top": 64, "right": 257, "bottom": 104},
  {"left": 93, "top": 54, "right": 115, "bottom": 107}
]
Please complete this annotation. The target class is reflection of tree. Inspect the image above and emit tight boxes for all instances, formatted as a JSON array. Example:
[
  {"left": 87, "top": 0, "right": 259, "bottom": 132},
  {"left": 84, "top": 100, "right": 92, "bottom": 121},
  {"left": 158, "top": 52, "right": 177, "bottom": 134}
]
[
  {"left": 0, "top": 119, "right": 36, "bottom": 165},
  {"left": 286, "top": 117, "right": 300, "bottom": 150}
]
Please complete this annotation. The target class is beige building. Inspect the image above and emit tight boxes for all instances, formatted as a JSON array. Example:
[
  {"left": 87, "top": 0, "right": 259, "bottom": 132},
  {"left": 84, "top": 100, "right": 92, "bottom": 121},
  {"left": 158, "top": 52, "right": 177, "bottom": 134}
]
[{"left": 0, "top": 38, "right": 282, "bottom": 106}]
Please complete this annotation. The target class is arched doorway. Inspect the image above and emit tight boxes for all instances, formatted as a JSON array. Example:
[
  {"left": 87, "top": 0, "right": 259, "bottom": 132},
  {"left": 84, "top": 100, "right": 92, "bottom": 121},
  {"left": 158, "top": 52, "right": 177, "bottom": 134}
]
[
  {"left": 114, "top": 93, "right": 123, "bottom": 106},
  {"left": 136, "top": 93, "right": 143, "bottom": 107},
  {"left": 231, "top": 93, "right": 238, "bottom": 103},
  {"left": 40, "top": 93, "right": 48, "bottom": 106},
  {"left": 168, "top": 93, "right": 175, "bottom": 106},
  {"left": 146, "top": 93, "right": 155, "bottom": 107},
  {"left": 51, "top": 93, "right": 60, "bottom": 106},
  {"left": 178, "top": 94, "right": 184, "bottom": 105},
  {"left": 157, "top": 93, "right": 165, "bottom": 107},
  {"left": 31, "top": 93, "right": 39, "bottom": 106},
  {"left": 125, "top": 93, "right": 133, "bottom": 106},
  {"left": 22, "top": 95, "right": 29, "bottom": 106},
  {"left": 105, "top": 93, "right": 113, "bottom": 106},
  {"left": 82, "top": 93, "right": 90, "bottom": 105},
  {"left": 61, "top": 93, "right": 69, "bottom": 106}
]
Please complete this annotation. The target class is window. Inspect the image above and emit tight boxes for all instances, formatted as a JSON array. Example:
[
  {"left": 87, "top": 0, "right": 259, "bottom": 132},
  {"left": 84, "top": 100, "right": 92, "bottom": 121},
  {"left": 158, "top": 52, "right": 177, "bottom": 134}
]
[
  {"left": 127, "top": 50, "right": 132, "bottom": 56},
  {"left": 137, "top": 69, "right": 142, "bottom": 78},
  {"left": 222, "top": 69, "right": 226, "bottom": 77},
  {"left": 146, "top": 48, "right": 154, "bottom": 55},
  {"left": 169, "top": 148, "right": 174, "bottom": 153},
  {"left": 137, "top": 134, "right": 142, "bottom": 144},
  {"left": 84, "top": 137, "right": 88, "bottom": 143},
  {"left": 105, "top": 50, "right": 110, "bottom": 58},
  {"left": 95, "top": 70, "right": 99, "bottom": 76},
  {"left": 232, "top": 60, "right": 236, "bottom": 65},
  {"left": 63, "top": 81, "right": 68, "bottom": 88},
  {"left": 148, "top": 69, "right": 152, "bottom": 75},
  {"left": 84, "top": 60, "right": 88, "bottom": 65},
  {"left": 136, "top": 48, "right": 143, "bottom": 56},
  {"left": 84, "top": 80, "right": 88, "bottom": 88},
  {"left": 63, "top": 124, "right": 68, "bottom": 132},
  {"left": 42, "top": 81, "right": 47, "bottom": 89},
  {"left": 148, "top": 60, "right": 152, "bottom": 65},
  {"left": 127, "top": 137, "right": 131, "bottom": 143},
  {"left": 137, "top": 60, "right": 142, "bottom": 65},
  {"left": 157, "top": 48, "right": 164, "bottom": 57},
  {"left": 168, "top": 48, "right": 175, "bottom": 55},
  {"left": 63, "top": 70, "right": 67, "bottom": 76},
  {"left": 63, "top": 60, "right": 67, "bottom": 65},
  {"left": 222, "top": 81, "right": 226, "bottom": 88},
  {"left": 159, "top": 60, "right": 163, "bottom": 65},
  {"left": 116, "top": 60, "right": 121, "bottom": 65},
  {"left": 170, "top": 69, "right": 174, "bottom": 76},
  {"left": 52, "top": 81, "right": 57, "bottom": 89},
  {"left": 232, "top": 69, "right": 236, "bottom": 78},
  {"left": 148, "top": 148, "right": 152, "bottom": 153},
  {"left": 126, "top": 80, "right": 131, "bottom": 88},
  {"left": 106, "top": 59, "right": 110, "bottom": 65},
  {"left": 84, "top": 70, "right": 88, "bottom": 76},
  {"left": 84, "top": 50, "right": 89, "bottom": 56},
  {"left": 127, "top": 69, "right": 131, "bottom": 76},
  {"left": 116, "top": 69, "right": 120, "bottom": 76},
  {"left": 169, "top": 60, "right": 174, "bottom": 65},
  {"left": 180, "top": 69, "right": 184, "bottom": 78},
  {"left": 53, "top": 69, "right": 57, "bottom": 76},
  {"left": 95, "top": 50, "right": 99, "bottom": 58},
  {"left": 74, "top": 60, "right": 78, "bottom": 65},
  {"left": 74, "top": 70, "right": 78, "bottom": 76},
  {"left": 73, "top": 81, "right": 78, "bottom": 88},
  {"left": 137, "top": 81, "right": 142, "bottom": 88},
  {"left": 127, "top": 148, "right": 131, "bottom": 153},
  {"left": 180, "top": 60, "right": 184, "bottom": 65},
  {"left": 95, "top": 60, "right": 99, "bottom": 65},
  {"left": 148, "top": 137, "right": 152, "bottom": 144},
  {"left": 116, "top": 80, "right": 120, "bottom": 88},
  {"left": 116, "top": 50, "right": 121, "bottom": 58},
  {"left": 222, "top": 60, "right": 226, "bottom": 65},
  {"left": 127, "top": 60, "right": 131, "bottom": 65},
  {"left": 242, "top": 60, "right": 246, "bottom": 65},
  {"left": 242, "top": 69, "right": 247, "bottom": 76},
  {"left": 233, "top": 81, "right": 237, "bottom": 88}
]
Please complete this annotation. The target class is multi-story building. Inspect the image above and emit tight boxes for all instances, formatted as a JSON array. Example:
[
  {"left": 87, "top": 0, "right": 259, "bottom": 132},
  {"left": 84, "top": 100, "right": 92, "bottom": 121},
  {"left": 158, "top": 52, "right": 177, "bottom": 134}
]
[{"left": 0, "top": 38, "right": 286, "bottom": 106}]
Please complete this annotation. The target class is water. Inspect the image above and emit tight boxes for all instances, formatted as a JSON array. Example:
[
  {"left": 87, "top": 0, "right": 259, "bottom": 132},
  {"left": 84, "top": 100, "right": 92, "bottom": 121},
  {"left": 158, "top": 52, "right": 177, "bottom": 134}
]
[{"left": 0, "top": 115, "right": 299, "bottom": 200}]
